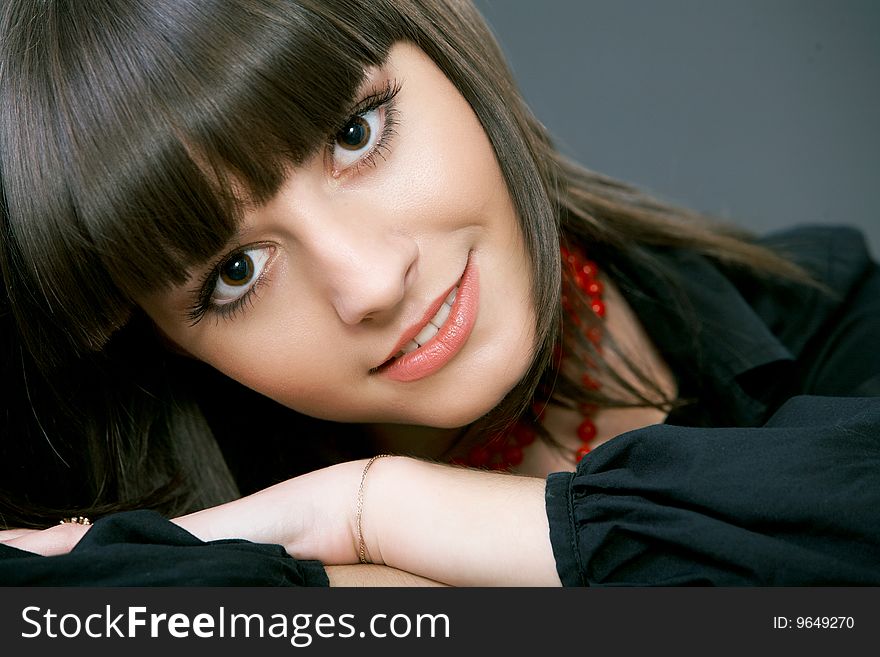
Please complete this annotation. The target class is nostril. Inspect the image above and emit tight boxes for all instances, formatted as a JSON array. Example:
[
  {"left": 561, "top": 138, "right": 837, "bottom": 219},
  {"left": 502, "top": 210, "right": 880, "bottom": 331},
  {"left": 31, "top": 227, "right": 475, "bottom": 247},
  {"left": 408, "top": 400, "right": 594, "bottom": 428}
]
[
  {"left": 403, "top": 257, "right": 419, "bottom": 292},
  {"left": 322, "top": 234, "right": 418, "bottom": 325}
]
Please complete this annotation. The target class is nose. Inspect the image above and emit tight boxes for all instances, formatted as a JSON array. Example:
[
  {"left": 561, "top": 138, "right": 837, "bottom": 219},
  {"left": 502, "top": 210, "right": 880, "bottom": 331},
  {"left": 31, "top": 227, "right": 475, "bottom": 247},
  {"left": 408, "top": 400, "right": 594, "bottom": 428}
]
[{"left": 303, "top": 214, "right": 418, "bottom": 325}]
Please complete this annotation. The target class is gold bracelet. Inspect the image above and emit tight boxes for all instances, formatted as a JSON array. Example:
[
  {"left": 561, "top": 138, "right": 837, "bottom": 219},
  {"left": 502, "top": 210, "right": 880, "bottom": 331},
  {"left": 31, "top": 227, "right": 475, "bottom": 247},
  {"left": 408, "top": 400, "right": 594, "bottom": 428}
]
[
  {"left": 59, "top": 516, "right": 91, "bottom": 526},
  {"left": 355, "top": 454, "right": 392, "bottom": 564}
]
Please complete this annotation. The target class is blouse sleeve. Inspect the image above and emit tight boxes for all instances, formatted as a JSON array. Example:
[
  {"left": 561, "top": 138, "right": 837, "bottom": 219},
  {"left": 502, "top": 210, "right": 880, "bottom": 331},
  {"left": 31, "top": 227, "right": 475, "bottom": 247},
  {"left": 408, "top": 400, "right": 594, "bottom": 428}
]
[
  {"left": 0, "top": 510, "right": 329, "bottom": 586},
  {"left": 546, "top": 395, "right": 880, "bottom": 585}
]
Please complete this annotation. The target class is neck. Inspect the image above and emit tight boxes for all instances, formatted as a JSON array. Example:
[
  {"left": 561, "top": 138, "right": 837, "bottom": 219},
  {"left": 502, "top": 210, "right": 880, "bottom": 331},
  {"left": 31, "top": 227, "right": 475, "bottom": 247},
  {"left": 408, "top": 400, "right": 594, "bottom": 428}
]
[{"left": 366, "top": 423, "right": 462, "bottom": 461}]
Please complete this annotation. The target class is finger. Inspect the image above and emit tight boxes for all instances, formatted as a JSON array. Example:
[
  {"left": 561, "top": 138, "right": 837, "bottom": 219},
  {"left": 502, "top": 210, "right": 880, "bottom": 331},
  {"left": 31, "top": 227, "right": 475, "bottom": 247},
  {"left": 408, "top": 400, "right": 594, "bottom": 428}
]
[{"left": 2, "top": 523, "right": 91, "bottom": 556}]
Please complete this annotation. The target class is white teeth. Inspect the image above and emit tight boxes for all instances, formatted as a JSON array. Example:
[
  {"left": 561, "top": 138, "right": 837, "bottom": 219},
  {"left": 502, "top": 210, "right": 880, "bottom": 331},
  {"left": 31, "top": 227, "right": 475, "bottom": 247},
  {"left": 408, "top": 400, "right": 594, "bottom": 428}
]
[
  {"left": 429, "top": 301, "right": 451, "bottom": 328},
  {"left": 400, "top": 340, "right": 419, "bottom": 355},
  {"left": 392, "top": 285, "right": 459, "bottom": 360},
  {"left": 414, "top": 321, "right": 440, "bottom": 346}
]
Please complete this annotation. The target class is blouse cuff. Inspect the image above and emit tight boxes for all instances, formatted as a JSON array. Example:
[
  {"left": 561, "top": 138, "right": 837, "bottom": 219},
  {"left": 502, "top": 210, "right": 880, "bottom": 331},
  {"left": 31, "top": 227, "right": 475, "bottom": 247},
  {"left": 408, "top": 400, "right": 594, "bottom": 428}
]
[{"left": 545, "top": 471, "right": 586, "bottom": 586}]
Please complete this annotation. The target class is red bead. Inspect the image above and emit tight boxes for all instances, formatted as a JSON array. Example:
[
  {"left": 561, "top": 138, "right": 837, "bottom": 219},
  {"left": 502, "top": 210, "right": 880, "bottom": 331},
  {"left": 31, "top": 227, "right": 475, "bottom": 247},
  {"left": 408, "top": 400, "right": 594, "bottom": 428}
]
[
  {"left": 575, "top": 271, "right": 597, "bottom": 292},
  {"left": 581, "top": 374, "right": 600, "bottom": 390},
  {"left": 586, "top": 326, "right": 603, "bottom": 345},
  {"left": 585, "top": 279, "right": 603, "bottom": 297},
  {"left": 467, "top": 445, "right": 491, "bottom": 467},
  {"left": 577, "top": 418, "right": 597, "bottom": 442},
  {"left": 581, "top": 261, "right": 597, "bottom": 276},
  {"left": 590, "top": 299, "right": 606, "bottom": 317},
  {"left": 575, "top": 446, "right": 591, "bottom": 462},
  {"left": 503, "top": 446, "right": 524, "bottom": 466},
  {"left": 513, "top": 424, "right": 536, "bottom": 446}
]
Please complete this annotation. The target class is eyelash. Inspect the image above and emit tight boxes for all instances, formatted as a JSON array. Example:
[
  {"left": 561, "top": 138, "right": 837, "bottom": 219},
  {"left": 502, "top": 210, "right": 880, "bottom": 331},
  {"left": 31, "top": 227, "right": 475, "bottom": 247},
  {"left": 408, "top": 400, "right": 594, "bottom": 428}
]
[
  {"left": 328, "top": 78, "right": 402, "bottom": 175},
  {"left": 185, "top": 79, "right": 402, "bottom": 325},
  {"left": 186, "top": 244, "right": 273, "bottom": 326}
]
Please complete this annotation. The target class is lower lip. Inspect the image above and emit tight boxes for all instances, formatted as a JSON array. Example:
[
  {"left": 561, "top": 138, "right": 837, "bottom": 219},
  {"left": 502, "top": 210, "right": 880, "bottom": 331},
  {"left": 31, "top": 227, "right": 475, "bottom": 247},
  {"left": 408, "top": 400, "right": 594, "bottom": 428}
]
[{"left": 379, "top": 257, "right": 479, "bottom": 383}]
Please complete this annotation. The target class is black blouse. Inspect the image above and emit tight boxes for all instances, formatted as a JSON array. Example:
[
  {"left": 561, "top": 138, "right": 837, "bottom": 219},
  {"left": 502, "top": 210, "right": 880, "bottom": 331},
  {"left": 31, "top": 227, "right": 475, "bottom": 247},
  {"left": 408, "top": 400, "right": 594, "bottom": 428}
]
[{"left": 547, "top": 225, "right": 880, "bottom": 584}]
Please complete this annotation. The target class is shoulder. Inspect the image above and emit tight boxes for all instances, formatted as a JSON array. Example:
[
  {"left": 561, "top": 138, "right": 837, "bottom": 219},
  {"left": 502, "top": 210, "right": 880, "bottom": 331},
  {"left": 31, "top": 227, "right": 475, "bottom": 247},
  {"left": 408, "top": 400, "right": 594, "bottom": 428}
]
[
  {"left": 721, "top": 224, "right": 876, "bottom": 357},
  {"left": 756, "top": 224, "right": 874, "bottom": 293},
  {"left": 732, "top": 224, "right": 880, "bottom": 396}
]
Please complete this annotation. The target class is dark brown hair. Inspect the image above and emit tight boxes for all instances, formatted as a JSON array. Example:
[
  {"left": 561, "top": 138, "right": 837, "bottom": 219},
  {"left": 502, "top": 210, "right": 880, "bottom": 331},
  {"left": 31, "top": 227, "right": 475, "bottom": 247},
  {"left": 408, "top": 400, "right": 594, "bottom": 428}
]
[{"left": 0, "top": 0, "right": 807, "bottom": 527}]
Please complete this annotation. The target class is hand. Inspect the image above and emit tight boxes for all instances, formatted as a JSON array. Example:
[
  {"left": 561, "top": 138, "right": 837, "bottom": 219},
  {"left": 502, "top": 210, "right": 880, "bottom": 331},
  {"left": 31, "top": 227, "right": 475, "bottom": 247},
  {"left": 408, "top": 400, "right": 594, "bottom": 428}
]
[
  {"left": 0, "top": 522, "right": 91, "bottom": 557},
  {"left": 173, "top": 460, "right": 367, "bottom": 565}
]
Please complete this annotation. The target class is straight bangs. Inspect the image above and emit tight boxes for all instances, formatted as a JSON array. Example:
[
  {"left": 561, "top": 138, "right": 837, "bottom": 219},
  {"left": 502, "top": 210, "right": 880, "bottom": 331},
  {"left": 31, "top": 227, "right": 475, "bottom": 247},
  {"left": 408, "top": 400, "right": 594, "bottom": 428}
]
[{"left": 0, "top": 0, "right": 403, "bottom": 367}]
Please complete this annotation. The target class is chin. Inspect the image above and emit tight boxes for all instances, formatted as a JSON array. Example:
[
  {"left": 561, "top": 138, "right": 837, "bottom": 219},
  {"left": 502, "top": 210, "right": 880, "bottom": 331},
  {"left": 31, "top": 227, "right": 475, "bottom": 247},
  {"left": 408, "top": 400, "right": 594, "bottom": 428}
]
[{"left": 411, "top": 389, "right": 513, "bottom": 429}]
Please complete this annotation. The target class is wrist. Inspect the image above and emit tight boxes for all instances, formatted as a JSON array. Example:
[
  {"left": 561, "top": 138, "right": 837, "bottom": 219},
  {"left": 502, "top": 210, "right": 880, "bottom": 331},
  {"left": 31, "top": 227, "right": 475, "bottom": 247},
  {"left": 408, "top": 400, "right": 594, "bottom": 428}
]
[
  {"left": 353, "top": 454, "right": 391, "bottom": 564},
  {"left": 357, "top": 456, "right": 448, "bottom": 576},
  {"left": 356, "top": 457, "right": 561, "bottom": 586}
]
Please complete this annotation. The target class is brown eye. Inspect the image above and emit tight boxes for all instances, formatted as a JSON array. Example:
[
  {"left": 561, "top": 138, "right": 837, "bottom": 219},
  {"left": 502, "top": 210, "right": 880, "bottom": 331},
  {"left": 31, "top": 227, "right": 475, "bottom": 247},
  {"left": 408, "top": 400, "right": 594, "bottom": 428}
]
[
  {"left": 219, "top": 253, "right": 254, "bottom": 287},
  {"left": 331, "top": 107, "right": 383, "bottom": 171},
  {"left": 209, "top": 246, "right": 273, "bottom": 309},
  {"left": 336, "top": 115, "right": 371, "bottom": 151}
]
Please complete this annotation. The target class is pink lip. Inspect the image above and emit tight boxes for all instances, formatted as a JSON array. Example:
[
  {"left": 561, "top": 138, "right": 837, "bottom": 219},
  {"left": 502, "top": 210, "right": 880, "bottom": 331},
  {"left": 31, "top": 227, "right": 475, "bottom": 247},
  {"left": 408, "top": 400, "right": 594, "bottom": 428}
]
[{"left": 376, "top": 255, "right": 479, "bottom": 382}]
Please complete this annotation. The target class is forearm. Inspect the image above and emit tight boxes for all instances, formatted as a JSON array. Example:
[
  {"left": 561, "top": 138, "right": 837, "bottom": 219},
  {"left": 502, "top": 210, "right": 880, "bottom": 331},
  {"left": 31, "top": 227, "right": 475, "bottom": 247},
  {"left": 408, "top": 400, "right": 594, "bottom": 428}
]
[
  {"left": 326, "top": 564, "right": 448, "bottom": 587},
  {"left": 362, "top": 457, "right": 561, "bottom": 586},
  {"left": 174, "top": 457, "right": 562, "bottom": 587}
]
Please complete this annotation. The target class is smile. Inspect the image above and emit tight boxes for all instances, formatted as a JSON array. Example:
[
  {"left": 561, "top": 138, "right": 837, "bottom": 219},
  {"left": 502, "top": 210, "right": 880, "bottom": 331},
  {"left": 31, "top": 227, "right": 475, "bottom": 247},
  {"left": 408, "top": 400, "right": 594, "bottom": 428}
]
[
  {"left": 374, "top": 254, "right": 479, "bottom": 382},
  {"left": 395, "top": 286, "right": 457, "bottom": 356}
]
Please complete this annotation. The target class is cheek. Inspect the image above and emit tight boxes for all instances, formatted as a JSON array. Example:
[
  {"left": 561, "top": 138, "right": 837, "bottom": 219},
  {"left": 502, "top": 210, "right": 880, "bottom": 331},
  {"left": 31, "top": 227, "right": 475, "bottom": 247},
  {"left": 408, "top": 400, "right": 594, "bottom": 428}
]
[
  {"left": 375, "top": 100, "right": 506, "bottom": 228},
  {"left": 184, "top": 312, "right": 343, "bottom": 414},
  {"left": 202, "top": 345, "right": 341, "bottom": 418}
]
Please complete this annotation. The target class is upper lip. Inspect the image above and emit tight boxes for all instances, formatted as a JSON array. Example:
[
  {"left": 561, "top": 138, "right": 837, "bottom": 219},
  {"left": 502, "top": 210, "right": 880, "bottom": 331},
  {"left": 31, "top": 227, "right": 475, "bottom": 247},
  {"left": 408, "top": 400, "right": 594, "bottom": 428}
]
[{"left": 376, "top": 270, "right": 463, "bottom": 368}]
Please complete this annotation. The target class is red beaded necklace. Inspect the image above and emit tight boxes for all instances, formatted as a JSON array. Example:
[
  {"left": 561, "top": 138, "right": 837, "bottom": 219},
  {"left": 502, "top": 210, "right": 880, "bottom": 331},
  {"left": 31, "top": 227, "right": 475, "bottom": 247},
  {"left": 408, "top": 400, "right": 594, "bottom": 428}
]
[{"left": 450, "top": 245, "right": 605, "bottom": 471}]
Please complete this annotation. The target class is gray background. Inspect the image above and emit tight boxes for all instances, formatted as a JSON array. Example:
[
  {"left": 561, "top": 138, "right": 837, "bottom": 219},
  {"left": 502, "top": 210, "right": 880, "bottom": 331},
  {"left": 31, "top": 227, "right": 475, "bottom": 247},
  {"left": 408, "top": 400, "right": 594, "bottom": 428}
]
[{"left": 473, "top": 0, "right": 879, "bottom": 257}]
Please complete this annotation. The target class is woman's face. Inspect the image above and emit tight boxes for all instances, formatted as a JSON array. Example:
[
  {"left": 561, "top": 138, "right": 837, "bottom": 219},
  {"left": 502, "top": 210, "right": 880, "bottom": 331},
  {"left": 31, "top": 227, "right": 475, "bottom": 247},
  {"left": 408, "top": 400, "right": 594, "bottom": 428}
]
[{"left": 142, "top": 42, "right": 535, "bottom": 428}]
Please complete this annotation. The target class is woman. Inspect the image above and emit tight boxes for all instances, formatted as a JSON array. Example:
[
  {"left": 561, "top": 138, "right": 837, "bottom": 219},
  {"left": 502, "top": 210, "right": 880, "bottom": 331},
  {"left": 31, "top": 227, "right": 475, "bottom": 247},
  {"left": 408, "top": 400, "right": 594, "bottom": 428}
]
[{"left": 1, "top": 0, "right": 878, "bottom": 586}]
